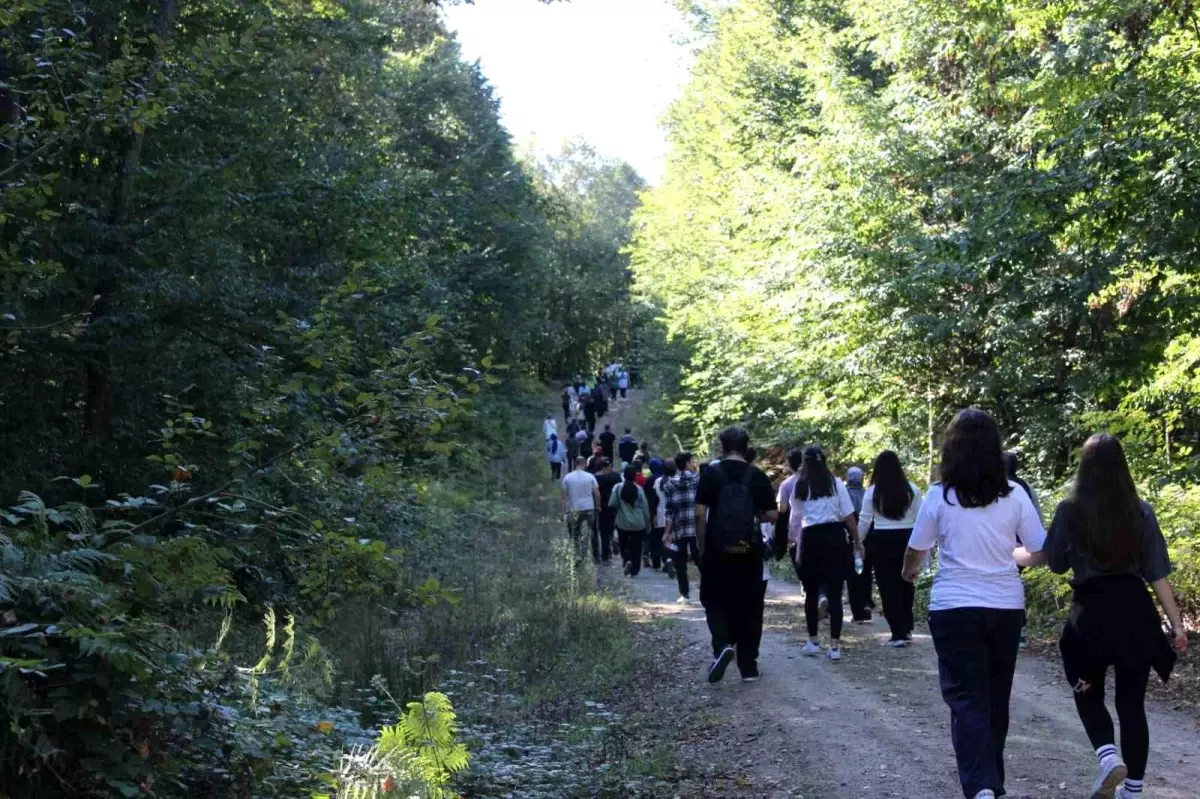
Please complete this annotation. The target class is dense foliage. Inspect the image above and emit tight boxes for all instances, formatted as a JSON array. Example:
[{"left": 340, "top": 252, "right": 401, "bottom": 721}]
[
  {"left": 635, "top": 0, "right": 1200, "bottom": 486},
  {"left": 0, "top": 0, "right": 641, "bottom": 795}
]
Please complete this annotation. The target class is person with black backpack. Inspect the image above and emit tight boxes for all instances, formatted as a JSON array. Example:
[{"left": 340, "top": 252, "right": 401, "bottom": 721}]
[{"left": 695, "top": 427, "right": 779, "bottom": 683}]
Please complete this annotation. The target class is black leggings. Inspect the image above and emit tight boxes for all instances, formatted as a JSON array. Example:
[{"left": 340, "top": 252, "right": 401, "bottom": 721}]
[
  {"left": 1073, "top": 663, "right": 1151, "bottom": 779},
  {"left": 799, "top": 523, "right": 849, "bottom": 640},
  {"left": 866, "top": 528, "right": 915, "bottom": 639}
]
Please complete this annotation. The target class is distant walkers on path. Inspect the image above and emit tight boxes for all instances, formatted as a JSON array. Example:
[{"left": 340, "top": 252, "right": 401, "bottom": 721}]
[
  {"left": 599, "top": 425, "right": 617, "bottom": 462},
  {"left": 594, "top": 459, "right": 620, "bottom": 565},
  {"left": 618, "top": 428, "right": 638, "bottom": 465},
  {"left": 696, "top": 427, "right": 778, "bottom": 684},
  {"left": 1035, "top": 434, "right": 1187, "bottom": 799},
  {"left": 844, "top": 465, "right": 874, "bottom": 624},
  {"left": 546, "top": 434, "right": 565, "bottom": 480},
  {"left": 543, "top": 415, "right": 557, "bottom": 442},
  {"left": 902, "top": 408, "right": 1047, "bottom": 799},
  {"left": 610, "top": 464, "right": 651, "bottom": 576},
  {"left": 561, "top": 457, "right": 601, "bottom": 567},
  {"left": 663, "top": 452, "right": 701, "bottom": 603},
  {"left": 858, "top": 451, "right": 922, "bottom": 646},
  {"left": 788, "top": 446, "right": 862, "bottom": 662}
]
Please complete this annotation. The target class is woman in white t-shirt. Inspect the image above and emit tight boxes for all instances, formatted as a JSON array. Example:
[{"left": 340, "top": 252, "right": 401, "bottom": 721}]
[
  {"left": 790, "top": 446, "right": 863, "bottom": 662},
  {"left": 859, "top": 450, "right": 923, "bottom": 647},
  {"left": 902, "top": 409, "right": 1046, "bottom": 799}
]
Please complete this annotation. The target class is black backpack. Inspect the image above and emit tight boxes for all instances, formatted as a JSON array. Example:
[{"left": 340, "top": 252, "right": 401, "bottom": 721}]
[{"left": 712, "top": 465, "right": 760, "bottom": 555}]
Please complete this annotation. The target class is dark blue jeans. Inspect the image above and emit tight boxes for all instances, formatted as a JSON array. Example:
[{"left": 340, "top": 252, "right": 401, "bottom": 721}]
[{"left": 928, "top": 607, "right": 1024, "bottom": 798}]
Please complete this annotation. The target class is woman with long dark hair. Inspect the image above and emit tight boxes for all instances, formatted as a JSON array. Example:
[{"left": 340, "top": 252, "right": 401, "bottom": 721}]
[
  {"left": 609, "top": 464, "right": 651, "bottom": 576},
  {"left": 1032, "top": 434, "right": 1187, "bottom": 799},
  {"left": 859, "top": 450, "right": 922, "bottom": 646},
  {"left": 790, "top": 446, "right": 862, "bottom": 662},
  {"left": 902, "top": 409, "right": 1046, "bottom": 799}
]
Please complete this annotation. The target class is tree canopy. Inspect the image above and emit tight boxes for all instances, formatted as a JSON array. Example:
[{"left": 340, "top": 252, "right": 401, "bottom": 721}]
[{"left": 633, "top": 0, "right": 1200, "bottom": 482}]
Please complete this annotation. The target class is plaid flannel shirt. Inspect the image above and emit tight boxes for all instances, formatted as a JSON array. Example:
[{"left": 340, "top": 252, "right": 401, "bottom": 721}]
[{"left": 663, "top": 470, "right": 699, "bottom": 541}]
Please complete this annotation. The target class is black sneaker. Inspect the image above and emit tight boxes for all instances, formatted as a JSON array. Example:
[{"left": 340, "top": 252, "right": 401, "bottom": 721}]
[{"left": 708, "top": 646, "right": 735, "bottom": 684}]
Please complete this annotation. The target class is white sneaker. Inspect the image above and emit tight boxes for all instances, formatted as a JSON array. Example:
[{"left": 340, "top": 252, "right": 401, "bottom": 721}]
[
  {"left": 801, "top": 641, "right": 823, "bottom": 657},
  {"left": 884, "top": 638, "right": 910, "bottom": 648},
  {"left": 675, "top": 596, "right": 689, "bottom": 605},
  {"left": 1116, "top": 788, "right": 1138, "bottom": 799},
  {"left": 1092, "top": 757, "right": 1128, "bottom": 798},
  {"left": 973, "top": 792, "right": 996, "bottom": 799},
  {"left": 827, "top": 647, "right": 841, "bottom": 662}
]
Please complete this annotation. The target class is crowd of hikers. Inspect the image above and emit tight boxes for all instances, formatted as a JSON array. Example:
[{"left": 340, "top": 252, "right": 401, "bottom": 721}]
[{"left": 551, "top": 389, "right": 1190, "bottom": 799}]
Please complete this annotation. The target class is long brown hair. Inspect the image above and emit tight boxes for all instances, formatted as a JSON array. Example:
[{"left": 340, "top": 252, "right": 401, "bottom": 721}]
[
  {"left": 939, "top": 408, "right": 1012, "bottom": 508},
  {"left": 870, "top": 450, "right": 914, "bottom": 519},
  {"left": 1064, "top": 434, "right": 1145, "bottom": 569}
]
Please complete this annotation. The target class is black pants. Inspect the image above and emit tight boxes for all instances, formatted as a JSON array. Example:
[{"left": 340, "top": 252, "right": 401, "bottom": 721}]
[
  {"left": 648, "top": 527, "right": 665, "bottom": 569},
  {"left": 594, "top": 512, "right": 615, "bottom": 563},
  {"left": 1060, "top": 574, "right": 1170, "bottom": 782},
  {"left": 701, "top": 556, "right": 765, "bottom": 673},
  {"left": 799, "top": 523, "right": 849, "bottom": 640},
  {"left": 562, "top": 405, "right": 570, "bottom": 424},
  {"left": 867, "top": 528, "right": 915, "bottom": 639},
  {"left": 585, "top": 412, "right": 596, "bottom": 432},
  {"left": 617, "top": 528, "right": 644, "bottom": 574},
  {"left": 550, "top": 462, "right": 562, "bottom": 479},
  {"left": 620, "top": 387, "right": 627, "bottom": 398},
  {"left": 929, "top": 607, "right": 1023, "bottom": 799},
  {"left": 848, "top": 546, "right": 874, "bottom": 619},
  {"left": 672, "top": 537, "right": 701, "bottom": 598}
]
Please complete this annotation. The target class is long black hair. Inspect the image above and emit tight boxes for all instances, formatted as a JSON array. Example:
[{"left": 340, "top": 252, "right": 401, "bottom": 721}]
[
  {"left": 1064, "top": 434, "right": 1145, "bottom": 570},
  {"left": 797, "top": 446, "right": 834, "bottom": 500},
  {"left": 939, "top": 408, "right": 1012, "bottom": 508},
  {"left": 620, "top": 465, "right": 640, "bottom": 506},
  {"left": 870, "top": 450, "right": 915, "bottom": 519}
]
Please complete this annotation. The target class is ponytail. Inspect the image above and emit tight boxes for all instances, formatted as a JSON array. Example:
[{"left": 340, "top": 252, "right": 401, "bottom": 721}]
[{"left": 620, "top": 465, "right": 639, "bottom": 506}]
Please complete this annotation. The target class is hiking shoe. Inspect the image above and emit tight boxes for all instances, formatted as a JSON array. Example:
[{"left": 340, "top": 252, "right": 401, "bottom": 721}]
[
  {"left": 707, "top": 646, "right": 735, "bottom": 683},
  {"left": 1091, "top": 757, "right": 1128, "bottom": 798},
  {"left": 884, "top": 638, "right": 910, "bottom": 648},
  {"left": 801, "top": 641, "right": 823, "bottom": 657},
  {"left": 827, "top": 647, "right": 841, "bottom": 662}
]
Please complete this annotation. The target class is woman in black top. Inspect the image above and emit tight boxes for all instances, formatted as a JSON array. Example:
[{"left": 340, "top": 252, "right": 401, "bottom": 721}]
[{"left": 1028, "top": 434, "right": 1187, "bottom": 799}]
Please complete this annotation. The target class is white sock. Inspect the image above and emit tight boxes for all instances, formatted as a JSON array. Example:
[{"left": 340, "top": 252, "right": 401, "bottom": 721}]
[
  {"left": 1123, "top": 778, "right": 1143, "bottom": 794},
  {"left": 1096, "top": 744, "right": 1118, "bottom": 765}
]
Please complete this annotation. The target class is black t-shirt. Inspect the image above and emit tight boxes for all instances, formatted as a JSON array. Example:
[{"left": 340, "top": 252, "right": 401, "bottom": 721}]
[
  {"left": 596, "top": 471, "right": 622, "bottom": 514},
  {"left": 696, "top": 459, "right": 776, "bottom": 553},
  {"left": 599, "top": 431, "right": 617, "bottom": 457},
  {"left": 1046, "top": 500, "right": 1172, "bottom": 586}
]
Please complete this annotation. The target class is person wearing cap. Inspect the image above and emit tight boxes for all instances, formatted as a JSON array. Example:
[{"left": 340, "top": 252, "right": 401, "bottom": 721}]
[{"left": 845, "top": 466, "right": 875, "bottom": 623}]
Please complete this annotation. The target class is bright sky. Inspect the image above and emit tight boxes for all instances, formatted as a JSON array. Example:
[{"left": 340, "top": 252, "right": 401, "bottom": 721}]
[{"left": 442, "top": 0, "right": 694, "bottom": 184}]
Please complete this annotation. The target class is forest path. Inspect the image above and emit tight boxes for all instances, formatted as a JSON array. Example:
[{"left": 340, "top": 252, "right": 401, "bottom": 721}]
[{"left": 598, "top": 391, "right": 1200, "bottom": 799}]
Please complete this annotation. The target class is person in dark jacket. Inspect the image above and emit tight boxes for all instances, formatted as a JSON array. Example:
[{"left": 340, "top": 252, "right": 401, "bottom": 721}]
[
  {"left": 1027, "top": 434, "right": 1187, "bottom": 799},
  {"left": 618, "top": 428, "right": 638, "bottom": 464}
]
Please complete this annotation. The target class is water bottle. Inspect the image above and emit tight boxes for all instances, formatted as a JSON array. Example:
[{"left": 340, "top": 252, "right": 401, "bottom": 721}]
[{"left": 854, "top": 554, "right": 864, "bottom": 575}]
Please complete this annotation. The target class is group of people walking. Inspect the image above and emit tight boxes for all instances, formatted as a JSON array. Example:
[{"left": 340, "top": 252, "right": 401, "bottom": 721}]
[{"left": 575, "top": 406, "right": 1186, "bottom": 799}]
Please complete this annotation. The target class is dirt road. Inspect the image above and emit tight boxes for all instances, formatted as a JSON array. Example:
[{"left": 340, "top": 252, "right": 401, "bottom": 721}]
[
  {"left": 595, "top": 392, "right": 1200, "bottom": 799},
  {"left": 615, "top": 569, "right": 1200, "bottom": 798}
]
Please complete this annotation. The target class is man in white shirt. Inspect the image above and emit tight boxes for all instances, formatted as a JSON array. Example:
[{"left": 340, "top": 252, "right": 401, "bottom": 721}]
[{"left": 562, "top": 457, "right": 602, "bottom": 567}]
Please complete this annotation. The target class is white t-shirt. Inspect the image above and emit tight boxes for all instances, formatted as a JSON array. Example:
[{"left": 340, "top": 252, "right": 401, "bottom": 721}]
[
  {"left": 858, "top": 483, "right": 923, "bottom": 534},
  {"left": 561, "top": 470, "right": 599, "bottom": 512},
  {"left": 789, "top": 477, "right": 855, "bottom": 531},
  {"left": 543, "top": 419, "right": 558, "bottom": 440},
  {"left": 653, "top": 476, "right": 669, "bottom": 528},
  {"left": 909, "top": 481, "right": 1047, "bottom": 611}
]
